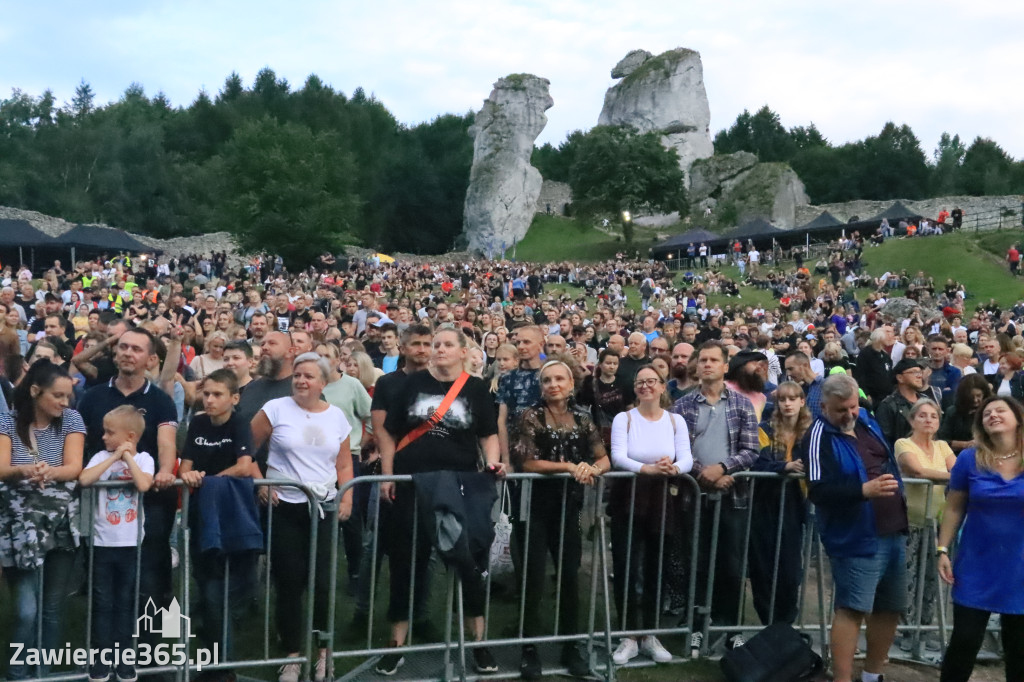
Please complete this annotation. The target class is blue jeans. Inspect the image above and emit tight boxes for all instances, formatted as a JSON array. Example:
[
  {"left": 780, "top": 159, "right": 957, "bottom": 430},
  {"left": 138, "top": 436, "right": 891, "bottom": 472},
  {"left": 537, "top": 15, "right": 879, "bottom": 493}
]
[
  {"left": 7, "top": 550, "right": 76, "bottom": 679},
  {"left": 193, "top": 550, "right": 257, "bottom": 660},
  {"left": 91, "top": 547, "right": 138, "bottom": 653}
]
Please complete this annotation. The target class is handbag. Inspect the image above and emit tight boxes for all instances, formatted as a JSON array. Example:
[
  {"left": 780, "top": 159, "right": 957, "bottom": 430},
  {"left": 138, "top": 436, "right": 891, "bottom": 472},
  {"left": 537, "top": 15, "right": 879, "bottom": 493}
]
[
  {"left": 396, "top": 372, "right": 470, "bottom": 452},
  {"left": 720, "top": 623, "right": 824, "bottom": 682},
  {"left": 488, "top": 484, "right": 515, "bottom": 578}
]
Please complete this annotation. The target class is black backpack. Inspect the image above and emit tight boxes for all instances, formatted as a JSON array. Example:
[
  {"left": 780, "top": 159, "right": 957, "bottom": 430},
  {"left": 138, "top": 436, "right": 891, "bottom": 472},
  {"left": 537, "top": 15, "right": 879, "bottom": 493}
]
[{"left": 720, "top": 623, "right": 824, "bottom": 682}]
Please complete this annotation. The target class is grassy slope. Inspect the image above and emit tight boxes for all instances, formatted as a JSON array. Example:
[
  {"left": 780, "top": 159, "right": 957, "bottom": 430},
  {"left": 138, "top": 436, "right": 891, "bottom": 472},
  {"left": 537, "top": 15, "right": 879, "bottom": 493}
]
[{"left": 518, "top": 216, "right": 1024, "bottom": 307}]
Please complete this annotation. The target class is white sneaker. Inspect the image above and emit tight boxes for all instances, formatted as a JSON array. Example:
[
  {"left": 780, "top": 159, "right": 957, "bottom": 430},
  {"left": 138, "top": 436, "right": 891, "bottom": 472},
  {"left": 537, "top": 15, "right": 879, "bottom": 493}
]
[
  {"left": 690, "top": 631, "right": 703, "bottom": 659},
  {"left": 314, "top": 650, "right": 331, "bottom": 682},
  {"left": 640, "top": 636, "right": 673, "bottom": 663},
  {"left": 612, "top": 638, "right": 639, "bottom": 665},
  {"left": 729, "top": 634, "right": 746, "bottom": 649},
  {"left": 170, "top": 547, "right": 180, "bottom": 569},
  {"left": 278, "top": 661, "right": 301, "bottom": 682}
]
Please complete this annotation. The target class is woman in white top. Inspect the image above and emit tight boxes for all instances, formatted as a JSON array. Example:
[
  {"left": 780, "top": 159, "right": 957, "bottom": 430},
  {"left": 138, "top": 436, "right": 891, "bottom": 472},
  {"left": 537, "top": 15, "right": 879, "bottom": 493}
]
[
  {"left": 189, "top": 330, "right": 228, "bottom": 380},
  {"left": 609, "top": 365, "right": 693, "bottom": 665},
  {"left": 252, "top": 352, "right": 354, "bottom": 682}
]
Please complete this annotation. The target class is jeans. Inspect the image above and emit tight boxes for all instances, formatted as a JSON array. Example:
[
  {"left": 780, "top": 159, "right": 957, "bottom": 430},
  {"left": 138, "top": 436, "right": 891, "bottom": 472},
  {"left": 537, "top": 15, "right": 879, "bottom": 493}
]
[
  {"left": 193, "top": 549, "right": 257, "bottom": 660},
  {"left": 687, "top": 495, "right": 746, "bottom": 633},
  {"left": 91, "top": 547, "right": 138, "bottom": 653},
  {"left": 7, "top": 550, "right": 76, "bottom": 679}
]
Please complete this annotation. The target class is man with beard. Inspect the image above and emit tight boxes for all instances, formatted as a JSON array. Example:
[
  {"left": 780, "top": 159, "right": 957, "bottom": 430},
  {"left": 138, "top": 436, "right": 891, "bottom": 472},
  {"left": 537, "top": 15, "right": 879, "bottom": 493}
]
[
  {"left": 247, "top": 311, "right": 269, "bottom": 346},
  {"left": 668, "top": 342, "right": 695, "bottom": 400},
  {"left": 725, "top": 350, "right": 770, "bottom": 421},
  {"left": 236, "top": 331, "right": 296, "bottom": 427}
]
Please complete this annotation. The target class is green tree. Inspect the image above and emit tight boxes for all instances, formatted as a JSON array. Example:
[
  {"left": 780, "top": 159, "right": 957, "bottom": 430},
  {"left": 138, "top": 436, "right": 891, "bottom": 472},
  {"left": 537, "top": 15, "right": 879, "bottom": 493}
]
[
  {"left": 714, "top": 106, "right": 794, "bottom": 162},
  {"left": 69, "top": 80, "right": 95, "bottom": 120},
  {"left": 930, "top": 132, "right": 966, "bottom": 195},
  {"left": 531, "top": 130, "right": 583, "bottom": 183},
  {"left": 568, "top": 125, "right": 686, "bottom": 243},
  {"left": 960, "top": 137, "right": 1016, "bottom": 195},
  {"left": 209, "top": 117, "right": 359, "bottom": 265}
]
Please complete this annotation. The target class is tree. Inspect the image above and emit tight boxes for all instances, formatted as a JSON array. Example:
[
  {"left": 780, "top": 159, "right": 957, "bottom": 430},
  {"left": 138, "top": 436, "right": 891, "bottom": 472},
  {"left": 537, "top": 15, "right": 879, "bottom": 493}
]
[
  {"left": 930, "top": 132, "right": 966, "bottom": 196},
  {"left": 960, "top": 137, "right": 1016, "bottom": 196},
  {"left": 714, "top": 106, "right": 794, "bottom": 162},
  {"left": 69, "top": 80, "right": 95, "bottom": 120},
  {"left": 531, "top": 130, "right": 583, "bottom": 183},
  {"left": 209, "top": 117, "right": 360, "bottom": 265},
  {"left": 568, "top": 125, "right": 686, "bottom": 243}
]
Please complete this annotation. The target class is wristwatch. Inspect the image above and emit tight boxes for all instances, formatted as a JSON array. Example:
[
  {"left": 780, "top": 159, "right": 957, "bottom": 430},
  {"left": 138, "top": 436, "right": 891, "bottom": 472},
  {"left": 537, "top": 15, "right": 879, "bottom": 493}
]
[{"left": 935, "top": 545, "right": 949, "bottom": 557}]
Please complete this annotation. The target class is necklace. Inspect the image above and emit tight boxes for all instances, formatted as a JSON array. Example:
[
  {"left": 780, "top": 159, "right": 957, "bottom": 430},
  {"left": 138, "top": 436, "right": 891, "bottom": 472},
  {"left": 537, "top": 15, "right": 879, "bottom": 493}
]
[{"left": 993, "top": 451, "right": 1019, "bottom": 461}]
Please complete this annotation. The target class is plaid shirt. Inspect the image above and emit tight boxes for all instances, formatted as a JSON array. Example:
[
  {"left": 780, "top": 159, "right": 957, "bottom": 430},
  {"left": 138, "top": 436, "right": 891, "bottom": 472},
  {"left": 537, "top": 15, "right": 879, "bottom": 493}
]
[{"left": 672, "top": 385, "right": 760, "bottom": 477}]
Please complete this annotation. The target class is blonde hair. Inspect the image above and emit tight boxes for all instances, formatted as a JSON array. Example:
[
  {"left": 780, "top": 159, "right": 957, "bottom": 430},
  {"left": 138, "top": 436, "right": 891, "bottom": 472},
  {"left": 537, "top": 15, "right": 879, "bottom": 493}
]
[
  {"left": 951, "top": 343, "right": 973, "bottom": 359},
  {"left": 973, "top": 396, "right": 1024, "bottom": 472},
  {"left": 104, "top": 405, "right": 146, "bottom": 440}
]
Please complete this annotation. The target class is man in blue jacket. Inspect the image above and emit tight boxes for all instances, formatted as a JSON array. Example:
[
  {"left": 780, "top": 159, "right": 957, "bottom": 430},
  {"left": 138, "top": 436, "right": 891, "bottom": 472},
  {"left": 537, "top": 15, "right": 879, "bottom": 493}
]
[{"left": 802, "top": 374, "right": 908, "bottom": 682}]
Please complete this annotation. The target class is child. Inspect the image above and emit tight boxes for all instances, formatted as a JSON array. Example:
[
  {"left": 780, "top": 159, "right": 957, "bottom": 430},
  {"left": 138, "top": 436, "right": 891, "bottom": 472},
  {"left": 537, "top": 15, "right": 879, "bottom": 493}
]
[
  {"left": 80, "top": 405, "right": 155, "bottom": 682},
  {"left": 178, "top": 368, "right": 255, "bottom": 665}
]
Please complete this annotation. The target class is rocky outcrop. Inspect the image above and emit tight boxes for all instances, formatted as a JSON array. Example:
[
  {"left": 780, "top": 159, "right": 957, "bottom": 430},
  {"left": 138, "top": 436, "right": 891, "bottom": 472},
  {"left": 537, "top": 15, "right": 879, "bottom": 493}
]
[
  {"left": 689, "top": 155, "right": 808, "bottom": 228},
  {"left": 463, "top": 74, "right": 553, "bottom": 255},
  {"left": 597, "top": 48, "right": 714, "bottom": 181},
  {"left": 688, "top": 152, "right": 758, "bottom": 205},
  {"left": 880, "top": 297, "right": 921, "bottom": 321}
]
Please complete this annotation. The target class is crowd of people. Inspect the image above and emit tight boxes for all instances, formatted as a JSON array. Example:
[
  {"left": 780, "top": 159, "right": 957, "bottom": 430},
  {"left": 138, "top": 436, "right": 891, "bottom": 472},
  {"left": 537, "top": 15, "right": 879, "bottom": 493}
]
[{"left": 0, "top": 240, "right": 1021, "bottom": 682}]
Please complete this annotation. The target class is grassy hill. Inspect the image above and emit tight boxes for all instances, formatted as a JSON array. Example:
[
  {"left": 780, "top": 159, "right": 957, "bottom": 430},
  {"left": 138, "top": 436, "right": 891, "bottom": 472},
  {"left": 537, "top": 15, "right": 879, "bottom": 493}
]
[{"left": 517, "top": 215, "right": 1024, "bottom": 307}]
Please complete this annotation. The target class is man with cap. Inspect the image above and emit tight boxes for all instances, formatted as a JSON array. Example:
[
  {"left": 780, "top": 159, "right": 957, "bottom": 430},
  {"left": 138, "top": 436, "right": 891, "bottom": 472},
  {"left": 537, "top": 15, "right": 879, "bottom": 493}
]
[
  {"left": 725, "top": 350, "right": 775, "bottom": 422},
  {"left": 875, "top": 358, "right": 933, "bottom": 447}
]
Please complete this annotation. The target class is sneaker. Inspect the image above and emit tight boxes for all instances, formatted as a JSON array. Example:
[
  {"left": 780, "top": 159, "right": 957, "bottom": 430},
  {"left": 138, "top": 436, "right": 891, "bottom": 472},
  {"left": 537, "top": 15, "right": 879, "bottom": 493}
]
[
  {"left": 88, "top": 663, "right": 111, "bottom": 682},
  {"left": 375, "top": 650, "right": 404, "bottom": 676},
  {"left": 314, "top": 650, "right": 330, "bottom": 682},
  {"left": 690, "top": 631, "right": 703, "bottom": 659},
  {"left": 473, "top": 646, "right": 499, "bottom": 674},
  {"left": 520, "top": 645, "right": 542, "bottom": 680},
  {"left": 560, "top": 643, "right": 590, "bottom": 678},
  {"left": 899, "top": 633, "right": 914, "bottom": 652},
  {"left": 115, "top": 664, "right": 137, "bottom": 682},
  {"left": 612, "top": 638, "right": 639, "bottom": 665},
  {"left": 728, "top": 634, "right": 746, "bottom": 650},
  {"left": 277, "top": 661, "right": 301, "bottom": 682},
  {"left": 640, "top": 636, "right": 673, "bottom": 663},
  {"left": 170, "top": 546, "right": 180, "bottom": 569}
]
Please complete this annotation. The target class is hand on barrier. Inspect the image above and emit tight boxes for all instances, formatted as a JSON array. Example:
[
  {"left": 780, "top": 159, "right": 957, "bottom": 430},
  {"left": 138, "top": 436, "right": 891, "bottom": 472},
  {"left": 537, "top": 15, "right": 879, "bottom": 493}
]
[
  {"left": 181, "top": 470, "right": 205, "bottom": 488},
  {"left": 714, "top": 474, "right": 735, "bottom": 490},
  {"left": 258, "top": 486, "right": 280, "bottom": 506},
  {"left": 862, "top": 473, "right": 899, "bottom": 498},
  {"left": 380, "top": 481, "right": 395, "bottom": 503},
  {"left": 570, "top": 461, "right": 599, "bottom": 486},
  {"left": 784, "top": 460, "right": 804, "bottom": 474},
  {"left": 154, "top": 471, "right": 177, "bottom": 490}
]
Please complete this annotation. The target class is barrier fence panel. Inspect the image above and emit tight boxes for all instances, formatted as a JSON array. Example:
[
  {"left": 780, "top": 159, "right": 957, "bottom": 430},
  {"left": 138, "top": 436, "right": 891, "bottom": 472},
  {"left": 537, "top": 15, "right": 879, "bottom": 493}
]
[{"left": 6, "top": 470, "right": 1003, "bottom": 681}]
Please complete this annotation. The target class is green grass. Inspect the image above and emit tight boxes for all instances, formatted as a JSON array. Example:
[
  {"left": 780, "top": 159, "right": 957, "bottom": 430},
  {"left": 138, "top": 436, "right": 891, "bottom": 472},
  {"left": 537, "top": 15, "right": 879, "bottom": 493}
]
[{"left": 515, "top": 215, "right": 626, "bottom": 262}]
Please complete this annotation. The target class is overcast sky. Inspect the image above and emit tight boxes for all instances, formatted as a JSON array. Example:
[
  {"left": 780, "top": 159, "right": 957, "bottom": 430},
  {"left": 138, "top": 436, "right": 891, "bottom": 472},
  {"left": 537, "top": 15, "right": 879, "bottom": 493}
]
[{"left": 4, "top": 0, "right": 1022, "bottom": 158}]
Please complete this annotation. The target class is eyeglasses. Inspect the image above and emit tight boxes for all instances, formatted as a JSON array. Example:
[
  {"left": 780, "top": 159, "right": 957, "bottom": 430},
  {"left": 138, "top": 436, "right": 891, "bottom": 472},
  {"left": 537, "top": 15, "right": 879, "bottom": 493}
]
[{"left": 634, "top": 378, "right": 662, "bottom": 388}]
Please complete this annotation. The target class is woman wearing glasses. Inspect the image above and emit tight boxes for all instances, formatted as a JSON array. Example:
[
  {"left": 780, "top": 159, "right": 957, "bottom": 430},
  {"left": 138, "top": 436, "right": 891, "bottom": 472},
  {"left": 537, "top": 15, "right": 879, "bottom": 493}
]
[{"left": 609, "top": 365, "right": 693, "bottom": 665}]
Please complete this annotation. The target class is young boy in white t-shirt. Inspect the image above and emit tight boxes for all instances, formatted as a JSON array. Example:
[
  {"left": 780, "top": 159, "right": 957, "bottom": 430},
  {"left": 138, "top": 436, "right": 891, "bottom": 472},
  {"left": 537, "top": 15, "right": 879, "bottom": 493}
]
[{"left": 80, "top": 405, "right": 155, "bottom": 682}]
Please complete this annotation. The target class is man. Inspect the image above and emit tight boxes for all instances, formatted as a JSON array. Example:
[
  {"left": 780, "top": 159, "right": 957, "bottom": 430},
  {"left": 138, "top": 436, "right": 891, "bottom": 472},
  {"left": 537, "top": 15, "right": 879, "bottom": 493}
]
[
  {"left": 674, "top": 342, "right": 760, "bottom": 654},
  {"left": 290, "top": 329, "right": 314, "bottom": 356},
  {"left": 875, "top": 359, "right": 931, "bottom": 447},
  {"left": 247, "top": 311, "right": 269, "bottom": 346},
  {"left": 505, "top": 301, "right": 531, "bottom": 330},
  {"left": 803, "top": 374, "right": 907, "bottom": 682},
  {"left": 271, "top": 294, "right": 293, "bottom": 332},
  {"left": 222, "top": 340, "right": 254, "bottom": 394},
  {"left": 605, "top": 334, "right": 626, "bottom": 358},
  {"left": 616, "top": 332, "right": 649, "bottom": 385},
  {"left": 544, "top": 333, "right": 567, "bottom": 357},
  {"left": 667, "top": 342, "right": 695, "bottom": 400},
  {"left": 28, "top": 295, "right": 74, "bottom": 343},
  {"left": 1, "top": 286, "right": 26, "bottom": 323},
  {"left": 853, "top": 328, "right": 894, "bottom": 407},
  {"left": 1009, "top": 243, "right": 1020, "bottom": 276},
  {"left": 640, "top": 314, "right": 660, "bottom": 343},
  {"left": 925, "top": 334, "right": 961, "bottom": 406},
  {"left": 497, "top": 326, "right": 544, "bottom": 467},
  {"left": 236, "top": 331, "right": 296, "bottom": 426},
  {"left": 78, "top": 328, "right": 179, "bottom": 614},
  {"left": 680, "top": 322, "right": 697, "bottom": 345},
  {"left": 571, "top": 326, "right": 598, "bottom": 366},
  {"left": 784, "top": 351, "right": 825, "bottom": 421},
  {"left": 725, "top": 350, "right": 769, "bottom": 421},
  {"left": 371, "top": 322, "right": 402, "bottom": 374}
]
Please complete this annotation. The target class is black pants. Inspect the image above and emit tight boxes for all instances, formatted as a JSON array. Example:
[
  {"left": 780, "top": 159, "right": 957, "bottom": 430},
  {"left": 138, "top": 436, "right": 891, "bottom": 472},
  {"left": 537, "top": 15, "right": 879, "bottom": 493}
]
[
  {"left": 522, "top": 485, "right": 583, "bottom": 637},
  {"left": 270, "top": 501, "right": 336, "bottom": 653},
  {"left": 688, "top": 495, "right": 746, "bottom": 631},
  {"left": 940, "top": 603, "right": 1024, "bottom": 682},
  {"left": 610, "top": 514, "right": 665, "bottom": 631},
  {"left": 748, "top": 482, "right": 805, "bottom": 626},
  {"left": 388, "top": 484, "right": 486, "bottom": 623}
]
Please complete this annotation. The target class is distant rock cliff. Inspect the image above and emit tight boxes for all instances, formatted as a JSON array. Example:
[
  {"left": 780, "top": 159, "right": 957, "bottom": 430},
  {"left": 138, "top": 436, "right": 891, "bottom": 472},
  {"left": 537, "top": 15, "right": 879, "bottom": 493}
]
[
  {"left": 463, "top": 74, "right": 553, "bottom": 255},
  {"left": 598, "top": 48, "right": 714, "bottom": 182}
]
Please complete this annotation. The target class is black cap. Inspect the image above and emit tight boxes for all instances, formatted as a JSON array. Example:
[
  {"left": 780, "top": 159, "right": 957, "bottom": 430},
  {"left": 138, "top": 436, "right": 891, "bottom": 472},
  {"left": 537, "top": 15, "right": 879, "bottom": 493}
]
[
  {"left": 892, "top": 358, "right": 923, "bottom": 376},
  {"left": 727, "top": 350, "right": 767, "bottom": 378}
]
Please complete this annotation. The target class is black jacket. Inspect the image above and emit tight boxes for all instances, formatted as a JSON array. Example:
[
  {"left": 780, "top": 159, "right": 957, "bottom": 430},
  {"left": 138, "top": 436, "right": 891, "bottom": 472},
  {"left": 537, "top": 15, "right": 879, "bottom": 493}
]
[
  {"left": 986, "top": 372, "right": 1024, "bottom": 401},
  {"left": 853, "top": 346, "right": 893, "bottom": 406},
  {"left": 412, "top": 471, "right": 498, "bottom": 581}
]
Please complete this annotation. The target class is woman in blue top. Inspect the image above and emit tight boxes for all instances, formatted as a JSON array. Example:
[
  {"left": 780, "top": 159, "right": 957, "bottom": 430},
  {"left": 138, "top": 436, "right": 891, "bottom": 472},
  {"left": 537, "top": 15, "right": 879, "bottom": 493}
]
[{"left": 937, "top": 396, "right": 1024, "bottom": 682}]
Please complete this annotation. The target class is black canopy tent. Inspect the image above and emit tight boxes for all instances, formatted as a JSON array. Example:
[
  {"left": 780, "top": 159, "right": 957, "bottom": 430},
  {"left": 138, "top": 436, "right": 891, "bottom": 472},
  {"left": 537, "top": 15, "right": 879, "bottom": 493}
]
[
  {"left": 869, "top": 201, "right": 923, "bottom": 224},
  {"left": 0, "top": 219, "right": 56, "bottom": 271},
  {"left": 55, "top": 224, "right": 157, "bottom": 266},
  {"left": 722, "top": 217, "right": 784, "bottom": 244},
  {"left": 798, "top": 211, "right": 844, "bottom": 230},
  {"left": 651, "top": 228, "right": 721, "bottom": 259}
]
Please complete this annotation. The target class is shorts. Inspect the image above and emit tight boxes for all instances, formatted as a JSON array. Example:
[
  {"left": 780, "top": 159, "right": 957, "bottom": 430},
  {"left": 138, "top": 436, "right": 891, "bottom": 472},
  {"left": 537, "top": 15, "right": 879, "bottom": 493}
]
[{"left": 829, "top": 534, "right": 908, "bottom": 614}]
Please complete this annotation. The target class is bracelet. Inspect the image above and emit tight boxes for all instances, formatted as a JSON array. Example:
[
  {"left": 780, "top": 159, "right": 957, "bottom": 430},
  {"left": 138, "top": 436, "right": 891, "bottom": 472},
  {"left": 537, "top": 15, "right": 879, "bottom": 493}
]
[{"left": 936, "top": 545, "right": 949, "bottom": 556}]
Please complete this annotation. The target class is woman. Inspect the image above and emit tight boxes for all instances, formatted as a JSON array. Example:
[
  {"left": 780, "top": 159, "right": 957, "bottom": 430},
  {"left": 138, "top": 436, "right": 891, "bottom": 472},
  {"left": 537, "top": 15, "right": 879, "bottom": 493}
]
[
  {"left": 609, "top": 365, "right": 692, "bottom": 665},
  {"left": 894, "top": 399, "right": 955, "bottom": 652},
  {"left": 376, "top": 328, "right": 504, "bottom": 676},
  {"left": 987, "top": 352, "right": 1024, "bottom": 399},
  {"left": 513, "top": 360, "right": 611, "bottom": 678},
  {"left": 6, "top": 306, "right": 29, "bottom": 356},
  {"left": 797, "top": 340, "right": 825, "bottom": 378},
  {"left": 189, "top": 330, "right": 228, "bottom": 380},
  {"left": 252, "top": 352, "right": 355, "bottom": 682},
  {"left": 0, "top": 302, "right": 21, "bottom": 366},
  {"left": 482, "top": 332, "right": 500, "bottom": 368},
  {"left": 346, "top": 350, "right": 380, "bottom": 394},
  {"left": 495, "top": 326, "right": 509, "bottom": 346},
  {"left": 577, "top": 350, "right": 632, "bottom": 448},
  {"left": 0, "top": 360, "right": 85, "bottom": 679},
  {"left": 238, "top": 291, "right": 269, "bottom": 328},
  {"left": 938, "top": 374, "right": 991, "bottom": 454},
  {"left": 822, "top": 341, "right": 850, "bottom": 376},
  {"left": 937, "top": 397, "right": 1024, "bottom": 681},
  {"left": 749, "top": 381, "right": 809, "bottom": 626},
  {"left": 950, "top": 343, "right": 976, "bottom": 376}
]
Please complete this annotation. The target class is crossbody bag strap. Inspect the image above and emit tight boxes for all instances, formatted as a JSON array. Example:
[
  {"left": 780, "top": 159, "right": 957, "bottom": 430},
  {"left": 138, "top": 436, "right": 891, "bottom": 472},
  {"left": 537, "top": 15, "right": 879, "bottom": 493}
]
[{"left": 396, "top": 372, "right": 470, "bottom": 452}]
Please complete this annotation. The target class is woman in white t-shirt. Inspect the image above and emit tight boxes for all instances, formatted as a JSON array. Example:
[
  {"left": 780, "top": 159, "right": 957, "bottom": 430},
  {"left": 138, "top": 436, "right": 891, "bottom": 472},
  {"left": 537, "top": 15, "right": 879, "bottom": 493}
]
[
  {"left": 252, "top": 352, "right": 354, "bottom": 682},
  {"left": 608, "top": 365, "right": 693, "bottom": 665}
]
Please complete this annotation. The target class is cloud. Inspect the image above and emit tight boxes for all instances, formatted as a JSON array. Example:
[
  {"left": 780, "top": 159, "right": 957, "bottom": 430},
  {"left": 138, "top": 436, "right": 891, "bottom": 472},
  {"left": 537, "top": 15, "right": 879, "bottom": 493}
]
[{"left": 2, "top": 0, "right": 1022, "bottom": 157}]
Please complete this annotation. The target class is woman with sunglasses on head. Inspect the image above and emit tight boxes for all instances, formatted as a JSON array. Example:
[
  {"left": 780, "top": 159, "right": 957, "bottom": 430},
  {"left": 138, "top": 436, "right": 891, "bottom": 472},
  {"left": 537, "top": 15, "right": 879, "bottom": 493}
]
[
  {"left": 937, "top": 396, "right": 1024, "bottom": 681},
  {"left": 609, "top": 364, "right": 692, "bottom": 666}
]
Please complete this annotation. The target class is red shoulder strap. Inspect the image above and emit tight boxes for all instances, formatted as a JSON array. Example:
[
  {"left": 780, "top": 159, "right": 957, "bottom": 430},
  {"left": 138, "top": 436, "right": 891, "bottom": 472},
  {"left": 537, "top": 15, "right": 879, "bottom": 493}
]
[{"left": 396, "top": 372, "right": 470, "bottom": 452}]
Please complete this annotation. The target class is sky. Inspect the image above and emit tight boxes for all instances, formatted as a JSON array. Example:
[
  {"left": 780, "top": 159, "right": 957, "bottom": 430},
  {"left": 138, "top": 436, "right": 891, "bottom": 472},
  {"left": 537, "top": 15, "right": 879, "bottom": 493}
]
[{"left": 4, "top": 0, "right": 1023, "bottom": 158}]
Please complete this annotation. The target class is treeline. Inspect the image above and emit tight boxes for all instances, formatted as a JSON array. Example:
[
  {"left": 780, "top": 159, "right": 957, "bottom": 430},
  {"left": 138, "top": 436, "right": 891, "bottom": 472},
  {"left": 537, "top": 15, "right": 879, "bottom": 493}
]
[
  {"left": 713, "top": 106, "right": 1024, "bottom": 203},
  {"left": 0, "top": 70, "right": 475, "bottom": 263},
  {"left": 535, "top": 105, "right": 1024, "bottom": 206}
]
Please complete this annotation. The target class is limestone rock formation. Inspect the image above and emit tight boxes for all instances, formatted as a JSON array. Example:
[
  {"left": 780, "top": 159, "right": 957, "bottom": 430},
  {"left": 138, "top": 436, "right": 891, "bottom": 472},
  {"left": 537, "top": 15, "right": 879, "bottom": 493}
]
[
  {"left": 688, "top": 152, "right": 758, "bottom": 205},
  {"left": 880, "top": 297, "right": 921, "bottom": 321},
  {"left": 598, "top": 48, "right": 713, "bottom": 181},
  {"left": 463, "top": 74, "right": 553, "bottom": 255},
  {"left": 689, "top": 155, "right": 809, "bottom": 228}
]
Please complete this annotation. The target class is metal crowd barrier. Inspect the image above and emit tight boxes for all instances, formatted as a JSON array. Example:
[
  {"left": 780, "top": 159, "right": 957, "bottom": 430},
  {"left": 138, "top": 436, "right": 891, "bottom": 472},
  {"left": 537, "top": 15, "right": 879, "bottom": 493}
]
[{"left": 3, "top": 472, "right": 987, "bottom": 681}]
